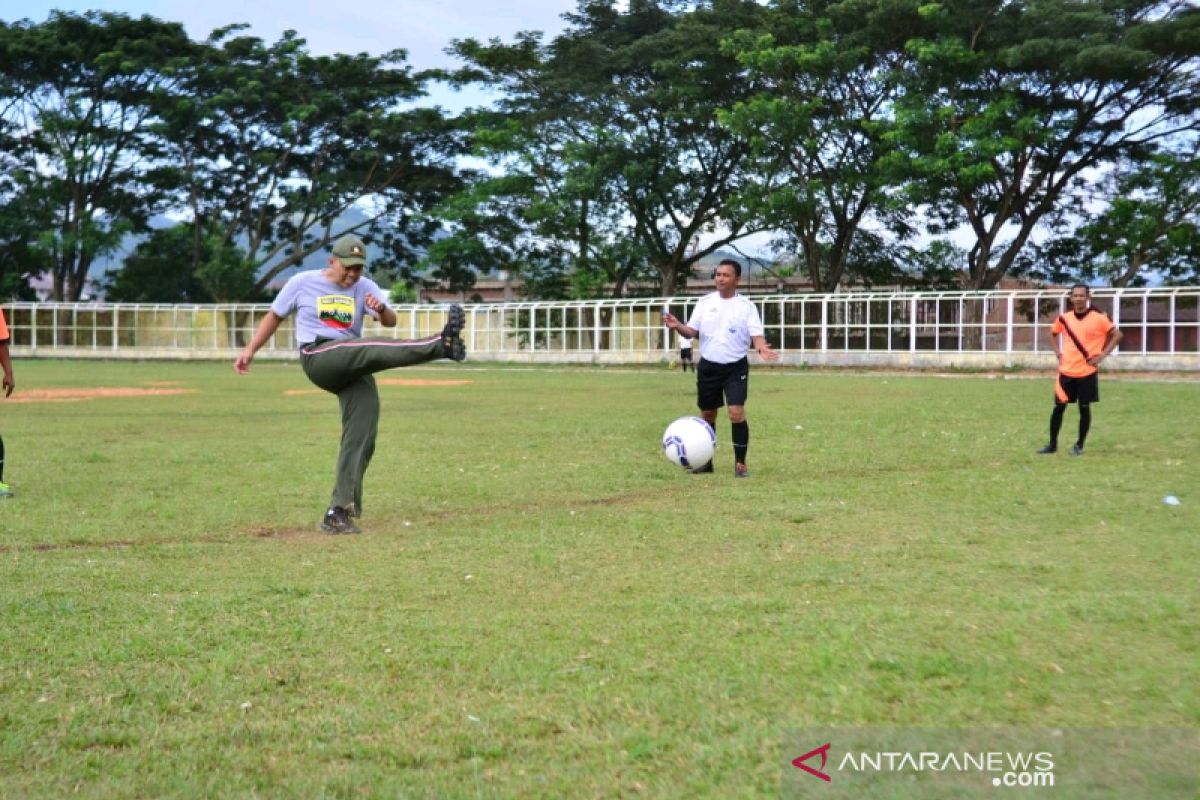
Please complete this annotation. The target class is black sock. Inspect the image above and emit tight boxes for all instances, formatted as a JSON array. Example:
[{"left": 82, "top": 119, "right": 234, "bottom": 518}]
[
  {"left": 0, "top": 433, "right": 5, "bottom": 482},
  {"left": 732, "top": 421, "right": 749, "bottom": 465},
  {"left": 1077, "top": 404, "right": 1091, "bottom": 448},
  {"left": 1049, "top": 404, "right": 1066, "bottom": 448}
]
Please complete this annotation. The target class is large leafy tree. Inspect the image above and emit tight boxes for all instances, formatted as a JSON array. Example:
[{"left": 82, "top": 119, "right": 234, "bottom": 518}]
[
  {"left": 448, "top": 0, "right": 772, "bottom": 297},
  {"left": 103, "top": 221, "right": 259, "bottom": 302},
  {"left": 1025, "top": 146, "right": 1200, "bottom": 286},
  {"left": 0, "top": 12, "right": 194, "bottom": 300},
  {"left": 154, "top": 27, "right": 468, "bottom": 298},
  {"left": 873, "top": 0, "right": 1200, "bottom": 289},
  {"left": 722, "top": 1, "right": 912, "bottom": 291}
]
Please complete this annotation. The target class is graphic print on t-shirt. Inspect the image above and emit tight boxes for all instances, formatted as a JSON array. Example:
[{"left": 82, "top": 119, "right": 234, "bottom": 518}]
[{"left": 316, "top": 294, "right": 355, "bottom": 329}]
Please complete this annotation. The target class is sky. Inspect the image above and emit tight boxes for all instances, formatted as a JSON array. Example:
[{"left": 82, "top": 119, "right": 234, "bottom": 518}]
[{"left": 7, "top": 1, "right": 585, "bottom": 110}]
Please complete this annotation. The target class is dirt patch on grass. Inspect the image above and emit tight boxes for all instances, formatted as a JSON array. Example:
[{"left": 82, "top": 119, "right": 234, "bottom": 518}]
[{"left": 8, "top": 387, "right": 195, "bottom": 404}]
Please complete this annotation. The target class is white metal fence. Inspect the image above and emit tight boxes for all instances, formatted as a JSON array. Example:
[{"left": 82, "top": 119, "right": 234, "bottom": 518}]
[{"left": 4, "top": 286, "right": 1199, "bottom": 370}]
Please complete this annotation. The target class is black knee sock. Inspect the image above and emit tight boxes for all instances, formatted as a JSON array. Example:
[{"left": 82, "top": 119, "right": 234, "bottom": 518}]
[
  {"left": 732, "top": 421, "right": 749, "bottom": 465},
  {"left": 0, "top": 433, "right": 5, "bottom": 482},
  {"left": 1049, "top": 403, "right": 1066, "bottom": 448},
  {"left": 1077, "top": 404, "right": 1092, "bottom": 448}
]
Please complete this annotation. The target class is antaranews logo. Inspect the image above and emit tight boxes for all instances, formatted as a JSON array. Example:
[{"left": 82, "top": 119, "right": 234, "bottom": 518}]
[
  {"left": 787, "top": 727, "right": 1198, "bottom": 798},
  {"left": 791, "top": 740, "right": 1056, "bottom": 789},
  {"left": 791, "top": 743, "right": 832, "bottom": 782}
]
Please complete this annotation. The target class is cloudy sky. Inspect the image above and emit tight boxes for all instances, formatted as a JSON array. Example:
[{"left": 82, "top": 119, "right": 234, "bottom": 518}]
[{"left": 8, "top": 1, "right": 585, "bottom": 109}]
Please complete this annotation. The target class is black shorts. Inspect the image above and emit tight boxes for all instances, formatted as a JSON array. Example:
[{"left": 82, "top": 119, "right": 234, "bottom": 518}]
[
  {"left": 1056, "top": 372, "right": 1099, "bottom": 404},
  {"left": 697, "top": 357, "right": 749, "bottom": 410},
  {"left": 680, "top": 347, "right": 693, "bottom": 362}
]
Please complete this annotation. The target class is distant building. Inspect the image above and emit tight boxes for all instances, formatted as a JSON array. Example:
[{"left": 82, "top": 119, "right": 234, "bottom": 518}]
[{"left": 28, "top": 272, "right": 105, "bottom": 302}]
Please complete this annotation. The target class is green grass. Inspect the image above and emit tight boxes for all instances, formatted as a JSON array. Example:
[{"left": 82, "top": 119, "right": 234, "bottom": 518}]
[{"left": 0, "top": 360, "right": 1196, "bottom": 798}]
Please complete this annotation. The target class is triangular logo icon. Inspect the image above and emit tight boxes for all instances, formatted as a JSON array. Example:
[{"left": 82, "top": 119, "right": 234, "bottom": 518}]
[{"left": 792, "top": 743, "right": 832, "bottom": 782}]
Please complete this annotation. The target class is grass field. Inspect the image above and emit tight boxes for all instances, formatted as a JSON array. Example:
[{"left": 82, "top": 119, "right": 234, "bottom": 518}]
[{"left": 0, "top": 359, "right": 1196, "bottom": 798}]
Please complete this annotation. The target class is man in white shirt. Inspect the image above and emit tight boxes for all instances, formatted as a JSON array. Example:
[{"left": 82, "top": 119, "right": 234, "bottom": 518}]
[{"left": 663, "top": 259, "right": 778, "bottom": 477}]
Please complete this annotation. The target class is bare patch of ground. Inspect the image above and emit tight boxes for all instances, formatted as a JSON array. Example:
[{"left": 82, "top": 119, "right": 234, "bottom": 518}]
[{"left": 8, "top": 387, "right": 195, "bottom": 404}]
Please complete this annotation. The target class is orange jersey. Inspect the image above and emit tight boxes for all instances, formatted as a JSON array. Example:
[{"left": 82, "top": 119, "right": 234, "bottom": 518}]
[
  {"left": 0, "top": 307, "right": 9, "bottom": 341},
  {"left": 1051, "top": 308, "right": 1114, "bottom": 378}
]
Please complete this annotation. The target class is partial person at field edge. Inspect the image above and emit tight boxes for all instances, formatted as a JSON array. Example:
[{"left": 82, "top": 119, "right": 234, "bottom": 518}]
[
  {"left": 678, "top": 331, "right": 694, "bottom": 373},
  {"left": 0, "top": 306, "right": 15, "bottom": 497},
  {"left": 1038, "top": 284, "right": 1122, "bottom": 456},
  {"left": 234, "top": 235, "right": 466, "bottom": 534},
  {"left": 662, "top": 259, "right": 779, "bottom": 478}
]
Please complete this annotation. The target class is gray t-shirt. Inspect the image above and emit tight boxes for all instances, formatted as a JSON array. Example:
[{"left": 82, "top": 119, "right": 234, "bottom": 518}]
[{"left": 271, "top": 270, "right": 386, "bottom": 345}]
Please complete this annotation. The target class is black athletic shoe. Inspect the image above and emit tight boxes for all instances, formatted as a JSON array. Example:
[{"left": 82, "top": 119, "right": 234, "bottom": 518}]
[
  {"left": 1070, "top": 444, "right": 1084, "bottom": 456},
  {"left": 321, "top": 506, "right": 361, "bottom": 535},
  {"left": 1036, "top": 445, "right": 1057, "bottom": 454},
  {"left": 690, "top": 461, "right": 714, "bottom": 474},
  {"left": 440, "top": 303, "right": 466, "bottom": 361}
]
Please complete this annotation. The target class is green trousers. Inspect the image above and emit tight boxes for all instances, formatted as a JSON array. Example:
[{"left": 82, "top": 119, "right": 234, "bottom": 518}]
[{"left": 300, "top": 335, "right": 444, "bottom": 512}]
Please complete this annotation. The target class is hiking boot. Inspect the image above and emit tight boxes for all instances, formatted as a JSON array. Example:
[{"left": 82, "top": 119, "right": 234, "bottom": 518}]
[
  {"left": 1036, "top": 445, "right": 1057, "bottom": 454},
  {"left": 0, "top": 482, "right": 12, "bottom": 498},
  {"left": 440, "top": 303, "right": 466, "bottom": 361},
  {"left": 321, "top": 506, "right": 361, "bottom": 535},
  {"left": 734, "top": 463, "right": 750, "bottom": 479},
  {"left": 1070, "top": 444, "right": 1084, "bottom": 456}
]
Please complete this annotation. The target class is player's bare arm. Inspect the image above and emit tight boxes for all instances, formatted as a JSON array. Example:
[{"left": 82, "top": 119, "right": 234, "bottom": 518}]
[
  {"left": 234, "top": 311, "right": 285, "bottom": 374},
  {"left": 0, "top": 346, "right": 13, "bottom": 398},
  {"left": 663, "top": 312, "right": 698, "bottom": 340},
  {"left": 365, "top": 293, "right": 397, "bottom": 327},
  {"left": 1088, "top": 327, "right": 1123, "bottom": 366},
  {"left": 752, "top": 335, "right": 779, "bottom": 362}
]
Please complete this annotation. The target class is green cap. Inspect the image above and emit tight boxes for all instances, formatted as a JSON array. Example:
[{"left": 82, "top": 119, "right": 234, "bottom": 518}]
[{"left": 332, "top": 235, "right": 367, "bottom": 266}]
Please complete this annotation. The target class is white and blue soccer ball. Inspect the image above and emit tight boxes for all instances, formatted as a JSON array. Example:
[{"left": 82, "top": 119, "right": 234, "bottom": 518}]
[{"left": 662, "top": 416, "right": 716, "bottom": 470}]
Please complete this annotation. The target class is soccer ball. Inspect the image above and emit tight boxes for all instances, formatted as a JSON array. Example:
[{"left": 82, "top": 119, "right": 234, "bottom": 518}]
[{"left": 662, "top": 416, "right": 716, "bottom": 470}]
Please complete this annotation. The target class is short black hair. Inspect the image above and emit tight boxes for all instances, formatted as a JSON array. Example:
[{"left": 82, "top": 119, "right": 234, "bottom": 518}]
[
  {"left": 717, "top": 258, "right": 742, "bottom": 277},
  {"left": 1070, "top": 283, "right": 1090, "bottom": 294}
]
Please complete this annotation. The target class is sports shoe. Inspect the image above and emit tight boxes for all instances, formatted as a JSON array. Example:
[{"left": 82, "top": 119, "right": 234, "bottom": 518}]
[
  {"left": 0, "top": 482, "right": 12, "bottom": 498},
  {"left": 734, "top": 463, "right": 750, "bottom": 478},
  {"left": 1036, "top": 445, "right": 1057, "bottom": 454},
  {"left": 1070, "top": 444, "right": 1084, "bottom": 456},
  {"left": 440, "top": 303, "right": 466, "bottom": 362},
  {"left": 320, "top": 506, "right": 361, "bottom": 535},
  {"left": 690, "top": 461, "right": 714, "bottom": 474}
]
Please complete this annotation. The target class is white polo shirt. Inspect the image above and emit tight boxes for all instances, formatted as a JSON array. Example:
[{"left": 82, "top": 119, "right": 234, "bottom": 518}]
[{"left": 686, "top": 291, "right": 764, "bottom": 364}]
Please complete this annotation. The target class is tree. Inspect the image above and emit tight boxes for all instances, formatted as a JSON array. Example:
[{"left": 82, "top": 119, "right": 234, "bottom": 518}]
[
  {"left": 874, "top": 0, "right": 1200, "bottom": 289},
  {"left": 1037, "top": 148, "right": 1200, "bottom": 286},
  {"left": 722, "top": 1, "right": 913, "bottom": 291},
  {"left": 104, "top": 222, "right": 261, "bottom": 303},
  {"left": 154, "top": 27, "right": 467, "bottom": 299},
  {"left": 447, "top": 0, "right": 773, "bottom": 297},
  {"left": 0, "top": 12, "right": 194, "bottom": 300}
]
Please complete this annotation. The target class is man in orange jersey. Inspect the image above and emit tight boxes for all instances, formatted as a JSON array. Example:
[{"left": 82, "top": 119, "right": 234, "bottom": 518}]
[{"left": 1037, "top": 284, "right": 1122, "bottom": 456}]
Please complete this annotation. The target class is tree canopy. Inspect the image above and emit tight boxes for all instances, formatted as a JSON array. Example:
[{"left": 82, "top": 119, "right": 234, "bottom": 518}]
[{"left": 1, "top": 1, "right": 1197, "bottom": 301}]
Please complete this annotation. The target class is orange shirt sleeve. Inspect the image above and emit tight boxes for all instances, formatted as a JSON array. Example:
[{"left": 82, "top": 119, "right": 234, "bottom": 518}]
[{"left": 0, "top": 308, "right": 9, "bottom": 341}]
